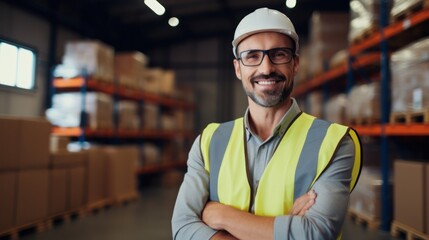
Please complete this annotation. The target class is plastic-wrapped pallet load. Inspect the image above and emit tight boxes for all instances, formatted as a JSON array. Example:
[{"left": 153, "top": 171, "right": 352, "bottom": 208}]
[
  {"left": 390, "top": 37, "right": 429, "bottom": 114},
  {"left": 349, "top": 167, "right": 387, "bottom": 220},
  {"left": 56, "top": 40, "right": 114, "bottom": 82},
  {"left": 349, "top": 0, "right": 393, "bottom": 44},
  {"left": 46, "top": 92, "right": 113, "bottom": 130},
  {"left": 324, "top": 94, "right": 348, "bottom": 124},
  {"left": 346, "top": 82, "right": 381, "bottom": 124},
  {"left": 390, "top": 0, "right": 429, "bottom": 20}
]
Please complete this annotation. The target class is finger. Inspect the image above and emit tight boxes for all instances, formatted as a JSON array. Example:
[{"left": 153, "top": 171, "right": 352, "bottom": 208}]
[
  {"left": 290, "top": 197, "right": 309, "bottom": 215},
  {"left": 290, "top": 199, "right": 306, "bottom": 215},
  {"left": 298, "top": 191, "right": 317, "bottom": 215}
]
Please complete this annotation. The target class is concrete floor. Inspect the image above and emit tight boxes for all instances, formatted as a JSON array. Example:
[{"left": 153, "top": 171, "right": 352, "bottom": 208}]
[{"left": 16, "top": 176, "right": 402, "bottom": 240}]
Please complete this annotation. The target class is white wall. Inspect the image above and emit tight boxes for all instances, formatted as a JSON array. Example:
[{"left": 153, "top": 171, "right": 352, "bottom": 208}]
[
  {"left": 0, "top": 2, "right": 81, "bottom": 117},
  {"left": 0, "top": 2, "right": 48, "bottom": 117}
]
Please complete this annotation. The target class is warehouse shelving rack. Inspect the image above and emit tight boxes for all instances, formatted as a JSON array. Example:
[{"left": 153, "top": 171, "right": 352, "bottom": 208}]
[
  {"left": 51, "top": 74, "right": 195, "bottom": 174},
  {"left": 293, "top": 5, "right": 429, "bottom": 232}
]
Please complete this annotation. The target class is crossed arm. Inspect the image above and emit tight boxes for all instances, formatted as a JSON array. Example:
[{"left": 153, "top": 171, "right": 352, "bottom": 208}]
[
  {"left": 172, "top": 136, "right": 354, "bottom": 240},
  {"left": 203, "top": 190, "right": 316, "bottom": 240}
]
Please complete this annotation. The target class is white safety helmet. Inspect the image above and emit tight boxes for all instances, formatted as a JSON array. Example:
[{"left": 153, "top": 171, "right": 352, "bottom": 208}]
[{"left": 232, "top": 8, "right": 299, "bottom": 58}]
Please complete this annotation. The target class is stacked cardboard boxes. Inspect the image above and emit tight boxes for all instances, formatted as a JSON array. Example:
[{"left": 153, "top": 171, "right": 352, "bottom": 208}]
[
  {"left": 0, "top": 117, "right": 50, "bottom": 234},
  {"left": 60, "top": 40, "right": 115, "bottom": 82},
  {"left": 85, "top": 147, "right": 109, "bottom": 207},
  {"left": 49, "top": 142, "right": 87, "bottom": 217},
  {"left": 0, "top": 116, "right": 140, "bottom": 236},
  {"left": 104, "top": 146, "right": 138, "bottom": 200},
  {"left": 308, "top": 12, "right": 349, "bottom": 76},
  {"left": 114, "top": 51, "right": 148, "bottom": 90}
]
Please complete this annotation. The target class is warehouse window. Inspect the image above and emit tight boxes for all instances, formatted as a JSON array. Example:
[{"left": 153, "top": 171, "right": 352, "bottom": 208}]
[{"left": 0, "top": 40, "right": 36, "bottom": 90}]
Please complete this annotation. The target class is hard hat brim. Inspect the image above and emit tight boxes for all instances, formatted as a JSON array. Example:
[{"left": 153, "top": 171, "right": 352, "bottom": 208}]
[{"left": 232, "top": 29, "right": 299, "bottom": 58}]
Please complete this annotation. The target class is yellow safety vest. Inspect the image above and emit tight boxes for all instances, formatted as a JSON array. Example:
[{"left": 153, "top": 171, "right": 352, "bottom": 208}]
[{"left": 200, "top": 112, "right": 362, "bottom": 216}]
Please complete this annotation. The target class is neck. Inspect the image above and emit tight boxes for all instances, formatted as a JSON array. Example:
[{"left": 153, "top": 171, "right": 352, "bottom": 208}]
[{"left": 248, "top": 98, "right": 292, "bottom": 141}]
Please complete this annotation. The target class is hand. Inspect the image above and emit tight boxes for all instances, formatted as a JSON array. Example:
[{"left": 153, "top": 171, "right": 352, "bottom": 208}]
[
  {"left": 289, "top": 189, "right": 317, "bottom": 216},
  {"left": 202, "top": 201, "right": 226, "bottom": 230}
]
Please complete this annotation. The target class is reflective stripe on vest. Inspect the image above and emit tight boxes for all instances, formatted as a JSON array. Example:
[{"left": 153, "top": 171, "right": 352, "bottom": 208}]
[{"left": 200, "top": 113, "right": 362, "bottom": 216}]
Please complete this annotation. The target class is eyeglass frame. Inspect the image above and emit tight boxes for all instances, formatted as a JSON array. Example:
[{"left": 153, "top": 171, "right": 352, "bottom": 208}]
[{"left": 236, "top": 47, "right": 296, "bottom": 66}]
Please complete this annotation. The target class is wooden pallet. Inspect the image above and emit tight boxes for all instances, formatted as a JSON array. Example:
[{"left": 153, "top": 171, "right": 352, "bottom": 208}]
[
  {"left": 110, "top": 191, "right": 139, "bottom": 206},
  {"left": 85, "top": 199, "right": 112, "bottom": 214},
  {"left": 45, "top": 209, "right": 86, "bottom": 229},
  {"left": 391, "top": 0, "right": 429, "bottom": 22},
  {"left": 391, "top": 220, "right": 429, "bottom": 240},
  {"left": 347, "top": 209, "right": 381, "bottom": 230},
  {"left": 390, "top": 110, "right": 429, "bottom": 124},
  {"left": 0, "top": 220, "right": 46, "bottom": 240}
]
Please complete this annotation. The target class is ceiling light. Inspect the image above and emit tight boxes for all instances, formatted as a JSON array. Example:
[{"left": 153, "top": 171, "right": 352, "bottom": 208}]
[
  {"left": 144, "top": 0, "right": 165, "bottom": 16},
  {"left": 286, "top": 0, "right": 296, "bottom": 9},
  {"left": 168, "top": 17, "right": 179, "bottom": 27}
]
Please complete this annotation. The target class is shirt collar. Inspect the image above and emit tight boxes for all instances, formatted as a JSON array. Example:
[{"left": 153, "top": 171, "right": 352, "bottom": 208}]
[{"left": 244, "top": 98, "right": 302, "bottom": 141}]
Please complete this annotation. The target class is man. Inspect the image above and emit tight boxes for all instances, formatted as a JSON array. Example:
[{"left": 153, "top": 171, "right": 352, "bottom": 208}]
[{"left": 172, "top": 8, "right": 362, "bottom": 240}]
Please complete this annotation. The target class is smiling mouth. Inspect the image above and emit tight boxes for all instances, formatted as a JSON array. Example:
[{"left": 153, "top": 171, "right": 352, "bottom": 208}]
[{"left": 254, "top": 79, "right": 284, "bottom": 85}]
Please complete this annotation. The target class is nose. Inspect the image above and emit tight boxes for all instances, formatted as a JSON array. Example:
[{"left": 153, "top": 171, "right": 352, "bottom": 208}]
[{"left": 258, "top": 53, "right": 276, "bottom": 74}]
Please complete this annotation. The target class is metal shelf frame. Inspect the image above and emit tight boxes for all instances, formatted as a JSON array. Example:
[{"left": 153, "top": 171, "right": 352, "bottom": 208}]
[{"left": 294, "top": 6, "right": 429, "bottom": 232}]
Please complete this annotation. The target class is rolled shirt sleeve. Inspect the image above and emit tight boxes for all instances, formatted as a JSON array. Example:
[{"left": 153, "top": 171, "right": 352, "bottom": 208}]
[{"left": 172, "top": 136, "right": 217, "bottom": 240}]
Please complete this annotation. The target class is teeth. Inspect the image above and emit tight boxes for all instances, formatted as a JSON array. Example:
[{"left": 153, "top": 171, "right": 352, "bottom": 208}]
[{"left": 257, "top": 80, "right": 276, "bottom": 85}]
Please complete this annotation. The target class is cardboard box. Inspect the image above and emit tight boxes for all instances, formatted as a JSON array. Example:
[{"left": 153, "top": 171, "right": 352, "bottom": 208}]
[
  {"left": 50, "top": 135, "right": 70, "bottom": 152},
  {"left": 16, "top": 169, "right": 49, "bottom": 226},
  {"left": 48, "top": 168, "right": 67, "bottom": 216},
  {"left": 69, "top": 166, "right": 86, "bottom": 210},
  {"left": 426, "top": 164, "right": 429, "bottom": 233},
  {"left": 105, "top": 146, "right": 138, "bottom": 198},
  {"left": 0, "top": 117, "right": 50, "bottom": 170},
  {"left": 394, "top": 160, "right": 426, "bottom": 232},
  {"left": 0, "top": 171, "right": 17, "bottom": 232},
  {"left": 0, "top": 118, "right": 20, "bottom": 170},
  {"left": 86, "top": 148, "right": 108, "bottom": 205},
  {"left": 114, "top": 51, "right": 148, "bottom": 89},
  {"left": 50, "top": 151, "right": 86, "bottom": 168},
  {"left": 19, "top": 119, "right": 50, "bottom": 169}
]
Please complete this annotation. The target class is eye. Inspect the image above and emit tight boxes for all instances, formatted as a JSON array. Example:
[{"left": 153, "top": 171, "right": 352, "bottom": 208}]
[
  {"left": 244, "top": 51, "right": 261, "bottom": 60},
  {"left": 272, "top": 49, "right": 289, "bottom": 58}
]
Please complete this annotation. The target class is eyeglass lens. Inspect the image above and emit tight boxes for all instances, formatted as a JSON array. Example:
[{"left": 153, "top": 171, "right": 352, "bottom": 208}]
[{"left": 239, "top": 48, "right": 293, "bottom": 66}]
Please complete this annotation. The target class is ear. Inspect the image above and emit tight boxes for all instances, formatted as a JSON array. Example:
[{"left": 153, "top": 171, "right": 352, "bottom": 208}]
[{"left": 233, "top": 59, "right": 242, "bottom": 80}]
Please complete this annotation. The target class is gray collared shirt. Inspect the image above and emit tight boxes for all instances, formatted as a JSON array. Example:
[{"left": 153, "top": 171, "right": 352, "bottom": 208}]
[{"left": 172, "top": 98, "right": 355, "bottom": 240}]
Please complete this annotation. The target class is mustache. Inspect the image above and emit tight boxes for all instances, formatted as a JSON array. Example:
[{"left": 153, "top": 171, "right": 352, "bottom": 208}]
[{"left": 251, "top": 72, "right": 286, "bottom": 82}]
